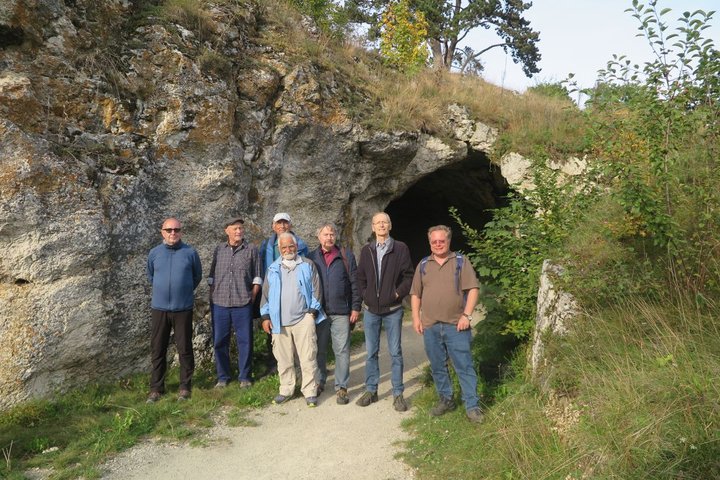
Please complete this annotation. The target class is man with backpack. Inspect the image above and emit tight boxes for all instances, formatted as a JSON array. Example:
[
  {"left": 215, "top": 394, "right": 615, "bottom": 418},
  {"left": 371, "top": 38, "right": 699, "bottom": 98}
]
[
  {"left": 307, "top": 222, "right": 361, "bottom": 405},
  {"left": 410, "top": 225, "right": 484, "bottom": 423}
]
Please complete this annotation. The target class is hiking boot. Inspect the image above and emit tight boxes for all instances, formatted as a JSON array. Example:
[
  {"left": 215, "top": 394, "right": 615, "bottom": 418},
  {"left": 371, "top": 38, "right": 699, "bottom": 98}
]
[
  {"left": 466, "top": 407, "right": 484, "bottom": 423},
  {"left": 146, "top": 391, "right": 162, "bottom": 404},
  {"left": 272, "top": 394, "right": 291, "bottom": 405},
  {"left": 336, "top": 388, "right": 349, "bottom": 405},
  {"left": 355, "top": 391, "right": 378, "bottom": 407},
  {"left": 393, "top": 394, "right": 408, "bottom": 412},
  {"left": 430, "top": 397, "right": 456, "bottom": 416},
  {"left": 306, "top": 396, "right": 318, "bottom": 408},
  {"left": 239, "top": 380, "right": 253, "bottom": 389},
  {"left": 177, "top": 390, "right": 191, "bottom": 401},
  {"left": 214, "top": 380, "right": 228, "bottom": 389}
]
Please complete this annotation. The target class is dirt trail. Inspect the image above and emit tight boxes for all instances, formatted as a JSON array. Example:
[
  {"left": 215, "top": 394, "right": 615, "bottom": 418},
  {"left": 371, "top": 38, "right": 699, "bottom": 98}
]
[{"left": 101, "top": 322, "right": 428, "bottom": 480}]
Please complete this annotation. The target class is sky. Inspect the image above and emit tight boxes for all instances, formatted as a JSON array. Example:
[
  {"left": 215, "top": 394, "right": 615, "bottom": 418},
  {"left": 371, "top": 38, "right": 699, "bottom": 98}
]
[{"left": 465, "top": 0, "right": 720, "bottom": 101}]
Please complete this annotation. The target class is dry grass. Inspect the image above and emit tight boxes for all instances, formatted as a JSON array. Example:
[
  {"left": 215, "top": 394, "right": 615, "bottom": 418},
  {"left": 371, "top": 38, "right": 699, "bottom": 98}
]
[{"left": 256, "top": 0, "right": 588, "bottom": 160}]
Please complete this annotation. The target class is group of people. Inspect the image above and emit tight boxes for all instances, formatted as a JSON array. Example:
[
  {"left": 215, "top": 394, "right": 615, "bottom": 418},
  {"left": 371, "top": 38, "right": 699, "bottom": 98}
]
[{"left": 145, "top": 212, "right": 484, "bottom": 422}]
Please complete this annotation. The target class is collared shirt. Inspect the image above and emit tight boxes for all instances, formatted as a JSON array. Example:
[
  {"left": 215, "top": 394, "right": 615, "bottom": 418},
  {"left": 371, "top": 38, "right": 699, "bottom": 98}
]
[
  {"left": 209, "top": 240, "right": 262, "bottom": 308},
  {"left": 410, "top": 252, "right": 479, "bottom": 328},
  {"left": 322, "top": 245, "right": 339, "bottom": 267},
  {"left": 376, "top": 237, "right": 393, "bottom": 280}
]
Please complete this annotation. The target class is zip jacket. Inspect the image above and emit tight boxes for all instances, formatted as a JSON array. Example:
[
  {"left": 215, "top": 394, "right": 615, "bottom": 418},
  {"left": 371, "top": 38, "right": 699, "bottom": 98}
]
[
  {"left": 147, "top": 241, "right": 202, "bottom": 312},
  {"left": 259, "top": 232, "right": 309, "bottom": 276},
  {"left": 260, "top": 257, "right": 326, "bottom": 333},
  {"left": 307, "top": 245, "right": 361, "bottom": 315},
  {"left": 356, "top": 238, "right": 414, "bottom": 315}
]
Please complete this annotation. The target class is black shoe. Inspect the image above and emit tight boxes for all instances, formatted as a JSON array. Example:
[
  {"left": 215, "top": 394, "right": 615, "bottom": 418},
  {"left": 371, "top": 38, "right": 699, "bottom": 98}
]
[
  {"left": 430, "top": 397, "right": 456, "bottom": 416},
  {"left": 355, "top": 391, "right": 378, "bottom": 407}
]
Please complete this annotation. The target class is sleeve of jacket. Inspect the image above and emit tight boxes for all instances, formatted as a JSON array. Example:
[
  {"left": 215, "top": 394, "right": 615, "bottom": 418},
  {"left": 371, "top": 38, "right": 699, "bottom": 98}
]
[
  {"left": 395, "top": 243, "right": 414, "bottom": 299},
  {"left": 260, "top": 276, "right": 270, "bottom": 319},
  {"left": 192, "top": 249, "right": 203, "bottom": 290},
  {"left": 356, "top": 246, "right": 368, "bottom": 301},
  {"left": 311, "top": 260, "right": 322, "bottom": 306},
  {"left": 348, "top": 249, "right": 362, "bottom": 311}
]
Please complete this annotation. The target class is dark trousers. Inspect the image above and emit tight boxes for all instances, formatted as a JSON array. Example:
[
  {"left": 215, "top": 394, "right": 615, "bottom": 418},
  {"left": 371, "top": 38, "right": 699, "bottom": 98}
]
[
  {"left": 150, "top": 309, "right": 194, "bottom": 393},
  {"left": 213, "top": 304, "right": 254, "bottom": 382}
]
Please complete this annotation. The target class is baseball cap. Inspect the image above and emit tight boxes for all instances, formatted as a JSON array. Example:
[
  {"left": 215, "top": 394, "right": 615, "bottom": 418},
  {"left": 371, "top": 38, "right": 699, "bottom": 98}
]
[{"left": 273, "top": 212, "right": 291, "bottom": 223}]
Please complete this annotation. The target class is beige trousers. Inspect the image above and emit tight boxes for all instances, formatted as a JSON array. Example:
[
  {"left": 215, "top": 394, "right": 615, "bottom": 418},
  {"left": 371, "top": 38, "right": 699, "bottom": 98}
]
[{"left": 272, "top": 313, "right": 319, "bottom": 398}]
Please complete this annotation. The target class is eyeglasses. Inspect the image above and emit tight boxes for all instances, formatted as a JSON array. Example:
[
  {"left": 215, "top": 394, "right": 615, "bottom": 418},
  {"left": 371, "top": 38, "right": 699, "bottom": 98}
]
[{"left": 162, "top": 228, "right": 182, "bottom": 233}]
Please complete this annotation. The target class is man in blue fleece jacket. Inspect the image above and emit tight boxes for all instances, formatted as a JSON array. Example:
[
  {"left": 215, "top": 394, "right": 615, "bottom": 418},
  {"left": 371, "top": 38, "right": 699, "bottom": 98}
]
[{"left": 146, "top": 217, "right": 202, "bottom": 403}]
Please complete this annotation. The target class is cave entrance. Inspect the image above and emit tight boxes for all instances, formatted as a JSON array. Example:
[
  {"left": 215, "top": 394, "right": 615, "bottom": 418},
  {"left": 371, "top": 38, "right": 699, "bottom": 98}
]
[{"left": 385, "top": 152, "right": 508, "bottom": 265}]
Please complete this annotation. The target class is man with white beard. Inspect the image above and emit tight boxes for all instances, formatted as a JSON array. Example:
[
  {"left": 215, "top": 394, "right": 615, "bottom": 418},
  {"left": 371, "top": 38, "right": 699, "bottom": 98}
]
[{"left": 260, "top": 232, "right": 326, "bottom": 407}]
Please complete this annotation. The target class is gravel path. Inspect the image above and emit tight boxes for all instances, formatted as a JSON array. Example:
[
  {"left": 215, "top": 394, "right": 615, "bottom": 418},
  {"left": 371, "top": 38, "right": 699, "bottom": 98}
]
[{"left": 101, "top": 322, "right": 428, "bottom": 480}]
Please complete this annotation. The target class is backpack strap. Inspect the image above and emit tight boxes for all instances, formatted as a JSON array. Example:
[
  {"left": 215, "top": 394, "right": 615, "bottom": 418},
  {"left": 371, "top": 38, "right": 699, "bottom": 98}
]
[
  {"left": 455, "top": 254, "right": 463, "bottom": 294},
  {"left": 420, "top": 254, "right": 463, "bottom": 295},
  {"left": 340, "top": 246, "right": 351, "bottom": 276},
  {"left": 419, "top": 256, "right": 430, "bottom": 276}
]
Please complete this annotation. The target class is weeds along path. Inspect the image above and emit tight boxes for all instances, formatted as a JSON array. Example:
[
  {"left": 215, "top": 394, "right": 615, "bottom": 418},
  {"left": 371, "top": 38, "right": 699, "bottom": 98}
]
[{"left": 101, "top": 321, "right": 427, "bottom": 480}]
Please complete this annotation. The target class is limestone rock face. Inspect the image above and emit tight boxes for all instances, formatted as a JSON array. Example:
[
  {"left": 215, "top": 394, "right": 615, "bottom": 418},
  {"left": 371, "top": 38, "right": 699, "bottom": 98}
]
[
  {"left": 529, "top": 261, "right": 577, "bottom": 392},
  {"left": 0, "top": 1, "right": 499, "bottom": 408}
]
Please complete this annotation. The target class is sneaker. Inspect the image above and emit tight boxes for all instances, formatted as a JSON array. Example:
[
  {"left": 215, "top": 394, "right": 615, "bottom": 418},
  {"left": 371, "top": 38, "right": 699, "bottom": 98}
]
[
  {"left": 466, "top": 407, "right": 484, "bottom": 423},
  {"left": 214, "top": 380, "right": 228, "bottom": 389},
  {"left": 336, "top": 388, "right": 349, "bottom": 405},
  {"left": 272, "top": 394, "right": 291, "bottom": 405},
  {"left": 317, "top": 383, "right": 325, "bottom": 395},
  {"left": 355, "top": 391, "right": 378, "bottom": 407},
  {"left": 239, "top": 380, "right": 253, "bottom": 389},
  {"left": 146, "top": 391, "right": 162, "bottom": 403},
  {"left": 393, "top": 394, "right": 408, "bottom": 412},
  {"left": 177, "top": 390, "right": 191, "bottom": 401},
  {"left": 430, "top": 397, "right": 456, "bottom": 416},
  {"left": 306, "top": 396, "right": 318, "bottom": 408}
]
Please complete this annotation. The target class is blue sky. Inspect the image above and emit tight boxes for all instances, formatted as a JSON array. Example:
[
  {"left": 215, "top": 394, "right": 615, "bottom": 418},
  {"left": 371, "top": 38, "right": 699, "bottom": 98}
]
[{"left": 466, "top": 0, "right": 719, "bottom": 98}]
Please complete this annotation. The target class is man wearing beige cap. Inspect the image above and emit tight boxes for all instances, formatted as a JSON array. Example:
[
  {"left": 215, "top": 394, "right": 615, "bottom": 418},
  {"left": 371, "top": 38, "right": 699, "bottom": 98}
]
[
  {"left": 258, "top": 212, "right": 308, "bottom": 375},
  {"left": 208, "top": 217, "right": 262, "bottom": 388}
]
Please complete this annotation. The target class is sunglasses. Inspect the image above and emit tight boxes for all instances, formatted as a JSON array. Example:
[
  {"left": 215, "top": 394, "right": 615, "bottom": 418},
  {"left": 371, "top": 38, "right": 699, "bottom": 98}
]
[{"left": 162, "top": 228, "right": 182, "bottom": 233}]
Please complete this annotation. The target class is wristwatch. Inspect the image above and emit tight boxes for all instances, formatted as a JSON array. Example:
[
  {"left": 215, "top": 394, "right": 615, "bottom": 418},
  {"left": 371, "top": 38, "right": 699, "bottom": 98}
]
[{"left": 462, "top": 313, "right": 473, "bottom": 321}]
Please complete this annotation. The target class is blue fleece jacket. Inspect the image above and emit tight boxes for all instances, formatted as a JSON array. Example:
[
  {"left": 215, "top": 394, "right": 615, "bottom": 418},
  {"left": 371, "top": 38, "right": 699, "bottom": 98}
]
[{"left": 147, "top": 241, "right": 202, "bottom": 312}]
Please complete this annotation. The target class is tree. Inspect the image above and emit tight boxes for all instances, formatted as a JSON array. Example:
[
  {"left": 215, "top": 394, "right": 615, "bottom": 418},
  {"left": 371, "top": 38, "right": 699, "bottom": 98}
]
[
  {"left": 379, "top": 0, "right": 430, "bottom": 72},
  {"left": 347, "top": 0, "right": 541, "bottom": 76}
]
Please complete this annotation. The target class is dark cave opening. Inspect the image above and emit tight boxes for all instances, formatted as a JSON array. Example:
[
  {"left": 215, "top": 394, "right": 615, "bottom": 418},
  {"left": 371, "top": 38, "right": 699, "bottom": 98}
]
[{"left": 385, "top": 151, "right": 509, "bottom": 266}]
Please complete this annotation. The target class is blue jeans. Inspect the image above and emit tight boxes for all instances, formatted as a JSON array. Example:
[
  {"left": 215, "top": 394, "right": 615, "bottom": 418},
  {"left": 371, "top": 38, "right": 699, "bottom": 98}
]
[
  {"left": 423, "top": 322, "right": 479, "bottom": 411},
  {"left": 213, "top": 304, "right": 254, "bottom": 382},
  {"left": 316, "top": 314, "right": 351, "bottom": 390},
  {"left": 362, "top": 308, "right": 404, "bottom": 396}
]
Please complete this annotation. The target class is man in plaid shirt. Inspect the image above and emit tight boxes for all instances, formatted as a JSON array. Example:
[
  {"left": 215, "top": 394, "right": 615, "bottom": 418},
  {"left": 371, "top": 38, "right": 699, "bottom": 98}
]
[{"left": 208, "top": 217, "right": 262, "bottom": 388}]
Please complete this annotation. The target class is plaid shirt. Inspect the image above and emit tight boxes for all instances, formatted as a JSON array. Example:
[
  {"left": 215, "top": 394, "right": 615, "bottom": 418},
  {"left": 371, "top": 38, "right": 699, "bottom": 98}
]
[{"left": 208, "top": 240, "right": 262, "bottom": 308}]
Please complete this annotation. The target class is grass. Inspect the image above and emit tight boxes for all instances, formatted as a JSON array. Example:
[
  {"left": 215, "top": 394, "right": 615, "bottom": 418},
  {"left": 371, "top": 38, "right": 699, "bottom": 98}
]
[
  {"left": 402, "top": 296, "right": 720, "bottom": 479},
  {"left": 0, "top": 327, "right": 366, "bottom": 479},
  {"left": 0, "top": 367, "right": 278, "bottom": 479},
  {"left": 256, "top": 0, "right": 586, "bottom": 160}
]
